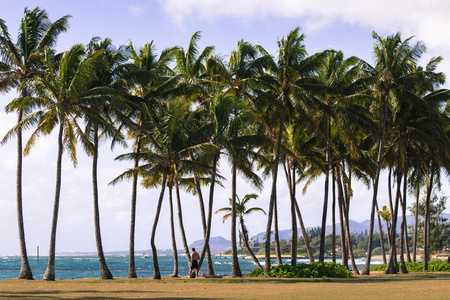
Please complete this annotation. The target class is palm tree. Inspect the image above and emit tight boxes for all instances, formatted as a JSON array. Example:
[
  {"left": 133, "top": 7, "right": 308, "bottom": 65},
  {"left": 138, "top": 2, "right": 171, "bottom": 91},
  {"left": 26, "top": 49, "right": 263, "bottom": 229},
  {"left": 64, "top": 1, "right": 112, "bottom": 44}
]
[
  {"left": 4, "top": 44, "right": 105, "bottom": 280},
  {"left": 114, "top": 40, "right": 176, "bottom": 278},
  {"left": 282, "top": 121, "right": 319, "bottom": 264},
  {"left": 80, "top": 37, "right": 129, "bottom": 279},
  {"left": 215, "top": 193, "right": 266, "bottom": 268},
  {"left": 173, "top": 32, "right": 216, "bottom": 275},
  {"left": 205, "top": 40, "right": 267, "bottom": 275},
  {"left": 0, "top": 7, "right": 70, "bottom": 279},
  {"left": 258, "top": 27, "right": 326, "bottom": 274},
  {"left": 314, "top": 50, "right": 373, "bottom": 273},
  {"left": 362, "top": 32, "right": 427, "bottom": 275}
]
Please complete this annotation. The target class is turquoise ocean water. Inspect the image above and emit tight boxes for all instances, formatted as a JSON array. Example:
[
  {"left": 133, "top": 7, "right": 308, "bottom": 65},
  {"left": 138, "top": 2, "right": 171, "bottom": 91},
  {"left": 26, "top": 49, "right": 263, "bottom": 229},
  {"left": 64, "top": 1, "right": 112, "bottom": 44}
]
[{"left": 0, "top": 255, "right": 384, "bottom": 280}]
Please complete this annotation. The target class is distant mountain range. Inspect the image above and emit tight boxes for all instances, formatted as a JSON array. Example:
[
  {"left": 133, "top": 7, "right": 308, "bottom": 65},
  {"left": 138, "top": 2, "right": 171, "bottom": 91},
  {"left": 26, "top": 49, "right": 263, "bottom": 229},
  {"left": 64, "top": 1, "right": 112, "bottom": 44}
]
[
  {"left": 250, "top": 213, "right": 450, "bottom": 243},
  {"left": 59, "top": 213, "right": 449, "bottom": 256},
  {"left": 186, "top": 213, "right": 450, "bottom": 255}
]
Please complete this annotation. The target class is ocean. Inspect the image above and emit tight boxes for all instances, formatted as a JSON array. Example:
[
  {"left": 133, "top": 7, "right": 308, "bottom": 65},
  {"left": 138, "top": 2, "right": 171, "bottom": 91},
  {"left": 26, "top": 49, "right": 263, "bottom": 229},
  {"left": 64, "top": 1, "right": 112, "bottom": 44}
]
[{"left": 0, "top": 255, "right": 384, "bottom": 280}]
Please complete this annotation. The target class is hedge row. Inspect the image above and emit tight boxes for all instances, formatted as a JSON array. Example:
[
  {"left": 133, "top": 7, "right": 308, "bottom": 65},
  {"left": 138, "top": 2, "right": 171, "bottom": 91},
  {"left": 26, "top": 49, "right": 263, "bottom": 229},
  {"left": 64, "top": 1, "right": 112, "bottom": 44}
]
[
  {"left": 245, "top": 262, "right": 353, "bottom": 278},
  {"left": 370, "top": 260, "right": 450, "bottom": 272}
]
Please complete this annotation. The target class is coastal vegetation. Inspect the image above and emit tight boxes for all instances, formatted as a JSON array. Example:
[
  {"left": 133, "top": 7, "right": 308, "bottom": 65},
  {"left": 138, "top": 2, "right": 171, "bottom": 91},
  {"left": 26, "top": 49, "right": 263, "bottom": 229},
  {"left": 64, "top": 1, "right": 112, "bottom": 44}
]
[
  {"left": 1, "top": 6, "right": 450, "bottom": 281},
  {"left": 245, "top": 262, "right": 353, "bottom": 278},
  {"left": 370, "top": 259, "right": 450, "bottom": 272}
]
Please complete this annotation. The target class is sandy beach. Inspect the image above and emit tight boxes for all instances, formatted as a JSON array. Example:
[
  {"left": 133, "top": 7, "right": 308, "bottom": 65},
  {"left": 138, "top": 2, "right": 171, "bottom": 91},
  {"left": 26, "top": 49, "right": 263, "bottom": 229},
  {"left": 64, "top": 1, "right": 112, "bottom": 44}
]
[{"left": 1, "top": 272, "right": 449, "bottom": 299}]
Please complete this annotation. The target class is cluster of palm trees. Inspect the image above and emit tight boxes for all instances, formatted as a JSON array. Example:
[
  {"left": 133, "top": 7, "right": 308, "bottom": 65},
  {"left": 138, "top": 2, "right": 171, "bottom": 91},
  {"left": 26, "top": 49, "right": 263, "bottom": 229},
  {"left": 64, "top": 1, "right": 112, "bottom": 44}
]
[{"left": 1, "top": 7, "right": 449, "bottom": 281}]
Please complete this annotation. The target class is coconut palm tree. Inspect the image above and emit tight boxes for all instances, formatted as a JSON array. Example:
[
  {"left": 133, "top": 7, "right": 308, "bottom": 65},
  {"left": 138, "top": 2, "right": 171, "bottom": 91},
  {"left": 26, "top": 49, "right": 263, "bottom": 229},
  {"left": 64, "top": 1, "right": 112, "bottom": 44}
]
[
  {"left": 0, "top": 7, "right": 70, "bottom": 279},
  {"left": 79, "top": 37, "right": 128, "bottom": 279},
  {"left": 282, "top": 121, "right": 319, "bottom": 264},
  {"left": 362, "top": 32, "right": 428, "bottom": 275},
  {"left": 173, "top": 32, "right": 216, "bottom": 275},
  {"left": 258, "top": 27, "right": 326, "bottom": 275},
  {"left": 3, "top": 44, "right": 105, "bottom": 280},
  {"left": 112, "top": 40, "right": 177, "bottom": 278},
  {"left": 215, "top": 193, "right": 266, "bottom": 268},
  {"left": 205, "top": 40, "right": 267, "bottom": 275}
]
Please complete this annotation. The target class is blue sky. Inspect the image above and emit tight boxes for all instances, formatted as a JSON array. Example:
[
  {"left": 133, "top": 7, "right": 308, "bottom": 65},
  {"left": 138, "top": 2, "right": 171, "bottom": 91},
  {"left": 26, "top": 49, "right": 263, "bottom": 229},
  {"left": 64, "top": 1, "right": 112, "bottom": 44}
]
[{"left": 0, "top": 0, "right": 449, "bottom": 256}]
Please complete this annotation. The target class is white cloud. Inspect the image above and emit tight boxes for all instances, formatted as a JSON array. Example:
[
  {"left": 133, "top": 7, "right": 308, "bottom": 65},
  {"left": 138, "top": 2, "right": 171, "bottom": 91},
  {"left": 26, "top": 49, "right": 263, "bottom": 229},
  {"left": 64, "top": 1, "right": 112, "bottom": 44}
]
[
  {"left": 159, "top": 0, "right": 450, "bottom": 84},
  {"left": 128, "top": 2, "right": 149, "bottom": 18}
]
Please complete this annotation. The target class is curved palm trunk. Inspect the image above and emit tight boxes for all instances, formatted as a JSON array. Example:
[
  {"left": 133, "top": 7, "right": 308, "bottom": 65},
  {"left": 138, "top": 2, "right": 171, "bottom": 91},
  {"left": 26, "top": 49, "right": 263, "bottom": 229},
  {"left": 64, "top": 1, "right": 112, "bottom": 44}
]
[
  {"left": 128, "top": 136, "right": 140, "bottom": 278},
  {"left": 283, "top": 162, "right": 297, "bottom": 265},
  {"left": 289, "top": 160, "right": 313, "bottom": 263},
  {"left": 240, "top": 216, "right": 262, "bottom": 268},
  {"left": 273, "top": 193, "right": 282, "bottom": 266},
  {"left": 168, "top": 185, "right": 178, "bottom": 277},
  {"left": 264, "top": 110, "right": 285, "bottom": 276},
  {"left": 399, "top": 170, "right": 408, "bottom": 274},
  {"left": 337, "top": 171, "right": 359, "bottom": 275},
  {"left": 337, "top": 168, "right": 348, "bottom": 268},
  {"left": 43, "top": 119, "right": 65, "bottom": 281},
  {"left": 199, "top": 151, "right": 219, "bottom": 272},
  {"left": 175, "top": 180, "right": 191, "bottom": 267},
  {"left": 151, "top": 172, "right": 168, "bottom": 280},
  {"left": 375, "top": 201, "right": 387, "bottom": 264},
  {"left": 92, "top": 126, "right": 113, "bottom": 279},
  {"left": 192, "top": 169, "right": 214, "bottom": 275},
  {"left": 16, "top": 108, "right": 33, "bottom": 279},
  {"left": 319, "top": 137, "right": 331, "bottom": 262},
  {"left": 385, "top": 169, "right": 402, "bottom": 274},
  {"left": 294, "top": 200, "right": 314, "bottom": 263},
  {"left": 362, "top": 92, "right": 389, "bottom": 275},
  {"left": 231, "top": 164, "right": 242, "bottom": 277}
]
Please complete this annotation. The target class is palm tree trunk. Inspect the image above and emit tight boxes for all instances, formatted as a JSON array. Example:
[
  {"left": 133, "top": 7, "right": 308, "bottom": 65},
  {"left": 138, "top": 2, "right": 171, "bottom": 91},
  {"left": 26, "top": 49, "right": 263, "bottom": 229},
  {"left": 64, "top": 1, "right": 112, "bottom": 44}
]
[
  {"left": 43, "top": 119, "right": 65, "bottom": 281},
  {"left": 423, "top": 167, "right": 434, "bottom": 271},
  {"left": 399, "top": 170, "right": 408, "bottom": 273},
  {"left": 240, "top": 216, "right": 262, "bottom": 268},
  {"left": 128, "top": 136, "right": 140, "bottom": 278},
  {"left": 283, "top": 161, "right": 297, "bottom": 266},
  {"left": 199, "top": 151, "right": 219, "bottom": 271},
  {"left": 290, "top": 163, "right": 298, "bottom": 265},
  {"left": 273, "top": 193, "right": 282, "bottom": 266},
  {"left": 168, "top": 185, "right": 178, "bottom": 277},
  {"left": 319, "top": 137, "right": 331, "bottom": 262},
  {"left": 336, "top": 166, "right": 348, "bottom": 268},
  {"left": 413, "top": 184, "right": 419, "bottom": 262},
  {"left": 16, "top": 108, "right": 33, "bottom": 280},
  {"left": 92, "top": 125, "right": 113, "bottom": 279},
  {"left": 151, "top": 172, "right": 168, "bottom": 280},
  {"left": 231, "top": 164, "right": 242, "bottom": 277},
  {"left": 294, "top": 199, "right": 314, "bottom": 263},
  {"left": 375, "top": 201, "right": 387, "bottom": 264},
  {"left": 362, "top": 92, "right": 389, "bottom": 275},
  {"left": 332, "top": 166, "right": 336, "bottom": 264},
  {"left": 175, "top": 179, "right": 191, "bottom": 267},
  {"left": 385, "top": 168, "right": 402, "bottom": 274},
  {"left": 337, "top": 170, "right": 359, "bottom": 275},
  {"left": 264, "top": 110, "right": 285, "bottom": 276},
  {"left": 192, "top": 167, "right": 214, "bottom": 275}
]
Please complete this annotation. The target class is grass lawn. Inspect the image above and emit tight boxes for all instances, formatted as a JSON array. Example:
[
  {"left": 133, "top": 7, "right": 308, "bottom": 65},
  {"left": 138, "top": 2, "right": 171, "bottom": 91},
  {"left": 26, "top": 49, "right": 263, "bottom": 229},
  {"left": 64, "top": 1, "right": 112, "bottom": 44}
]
[{"left": 1, "top": 272, "right": 449, "bottom": 299}]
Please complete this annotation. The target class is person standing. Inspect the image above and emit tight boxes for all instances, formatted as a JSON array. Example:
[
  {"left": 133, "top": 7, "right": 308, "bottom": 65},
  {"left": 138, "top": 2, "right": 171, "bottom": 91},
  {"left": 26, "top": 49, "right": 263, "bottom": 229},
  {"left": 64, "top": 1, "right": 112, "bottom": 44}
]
[{"left": 190, "top": 248, "right": 200, "bottom": 278}]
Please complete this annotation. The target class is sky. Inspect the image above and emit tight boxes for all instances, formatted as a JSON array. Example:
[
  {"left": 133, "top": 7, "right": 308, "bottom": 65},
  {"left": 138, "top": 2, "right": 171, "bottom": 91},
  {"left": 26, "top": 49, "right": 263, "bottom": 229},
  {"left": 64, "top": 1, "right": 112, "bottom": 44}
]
[{"left": 0, "top": 0, "right": 450, "bottom": 256}]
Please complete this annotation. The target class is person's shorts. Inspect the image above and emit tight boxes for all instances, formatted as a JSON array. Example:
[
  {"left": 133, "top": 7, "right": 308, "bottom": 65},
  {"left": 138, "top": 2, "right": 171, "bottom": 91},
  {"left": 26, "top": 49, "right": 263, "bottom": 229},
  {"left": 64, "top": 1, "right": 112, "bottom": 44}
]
[{"left": 191, "top": 260, "right": 198, "bottom": 270}]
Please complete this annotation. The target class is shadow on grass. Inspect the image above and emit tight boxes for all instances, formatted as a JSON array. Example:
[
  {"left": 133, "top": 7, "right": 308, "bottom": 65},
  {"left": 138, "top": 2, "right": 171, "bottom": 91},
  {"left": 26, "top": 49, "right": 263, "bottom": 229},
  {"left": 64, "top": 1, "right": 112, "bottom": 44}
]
[
  {"left": 0, "top": 290, "right": 204, "bottom": 300},
  {"left": 212, "top": 272, "right": 450, "bottom": 284}
]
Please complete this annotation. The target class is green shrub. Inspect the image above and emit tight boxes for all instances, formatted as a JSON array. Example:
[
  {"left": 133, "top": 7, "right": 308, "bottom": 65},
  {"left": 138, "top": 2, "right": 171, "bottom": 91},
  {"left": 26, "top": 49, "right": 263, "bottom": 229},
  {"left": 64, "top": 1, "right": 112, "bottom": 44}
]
[
  {"left": 352, "top": 249, "right": 366, "bottom": 257},
  {"left": 245, "top": 262, "right": 353, "bottom": 278},
  {"left": 370, "top": 260, "right": 450, "bottom": 272}
]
